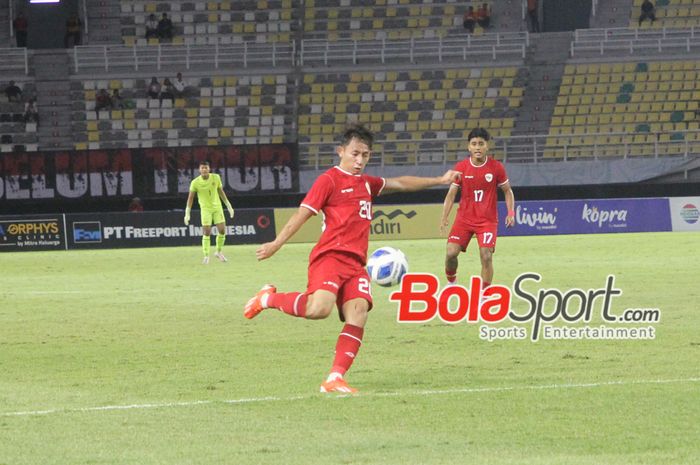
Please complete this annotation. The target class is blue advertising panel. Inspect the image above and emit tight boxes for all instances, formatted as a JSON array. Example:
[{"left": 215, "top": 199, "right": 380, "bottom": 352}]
[
  {"left": 66, "top": 209, "right": 276, "bottom": 249},
  {"left": 498, "top": 198, "right": 672, "bottom": 236}
]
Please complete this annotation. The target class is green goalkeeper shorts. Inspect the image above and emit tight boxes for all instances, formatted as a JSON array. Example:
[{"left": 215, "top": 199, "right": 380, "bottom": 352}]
[{"left": 200, "top": 208, "right": 225, "bottom": 226}]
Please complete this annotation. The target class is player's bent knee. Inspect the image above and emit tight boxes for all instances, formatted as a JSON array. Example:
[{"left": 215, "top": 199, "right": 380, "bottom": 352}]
[
  {"left": 305, "top": 302, "right": 333, "bottom": 320},
  {"left": 446, "top": 244, "right": 461, "bottom": 259}
]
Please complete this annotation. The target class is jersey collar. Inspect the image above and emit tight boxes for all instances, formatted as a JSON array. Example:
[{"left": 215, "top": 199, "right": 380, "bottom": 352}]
[
  {"left": 469, "top": 157, "right": 488, "bottom": 168},
  {"left": 334, "top": 165, "right": 361, "bottom": 177}
]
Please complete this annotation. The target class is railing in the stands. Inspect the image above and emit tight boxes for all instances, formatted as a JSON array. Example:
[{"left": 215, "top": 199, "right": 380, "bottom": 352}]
[
  {"left": 300, "top": 32, "right": 529, "bottom": 66},
  {"left": 71, "top": 31, "right": 529, "bottom": 73},
  {"left": 0, "top": 48, "right": 30, "bottom": 75},
  {"left": 571, "top": 27, "right": 700, "bottom": 57},
  {"left": 299, "top": 130, "right": 700, "bottom": 169},
  {"left": 71, "top": 42, "right": 296, "bottom": 73}
]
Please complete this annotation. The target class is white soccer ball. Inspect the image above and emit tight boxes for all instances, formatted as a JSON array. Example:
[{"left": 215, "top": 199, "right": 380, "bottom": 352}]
[{"left": 367, "top": 247, "right": 409, "bottom": 287}]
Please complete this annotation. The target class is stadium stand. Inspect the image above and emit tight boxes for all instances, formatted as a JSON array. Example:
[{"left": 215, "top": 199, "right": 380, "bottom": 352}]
[
  {"left": 630, "top": 0, "right": 700, "bottom": 29},
  {"left": 303, "top": 0, "right": 492, "bottom": 41},
  {"left": 119, "top": 0, "right": 299, "bottom": 45},
  {"left": 546, "top": 59, "right": 700, "bottom": 158},
  {"left": 4, "top": 0, "right": 700, "bottom": 165},
  {"left": 297, "top": 66, "right": 527, "bottom": 167},
  {"left": 71, "top": 74, "right": 293, "bottom": 150},
  {"left": 0, "top": 80, "right": 39, "bottom": 153}
]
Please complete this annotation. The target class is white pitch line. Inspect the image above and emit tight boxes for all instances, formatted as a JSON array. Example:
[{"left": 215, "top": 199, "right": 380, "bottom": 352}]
[
  {"left": 2, "top": 377, "right": 698, "bottom": 418},
  {"left": 3, "top": 289, "right": 204, "bottom": 295}
]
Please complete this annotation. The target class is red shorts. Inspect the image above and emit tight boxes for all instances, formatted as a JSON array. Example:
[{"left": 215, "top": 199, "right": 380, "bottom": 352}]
[
  {"left": 307, "top": 251, "right": 373, "bottom": 320},
  {"left": 448, "top": 217, "right": 498, "bottom": 251}
]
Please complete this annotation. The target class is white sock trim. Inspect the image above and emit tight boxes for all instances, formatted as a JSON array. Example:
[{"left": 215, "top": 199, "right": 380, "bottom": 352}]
[
  {"left": 339, "top": 332, "right": 363, "bottom": 344},
  {"left": 326, "top": 372, "right": 343, "bottom": 382},
  {"left": 292, "top": 293, "right": 302, "bottom": 315}
]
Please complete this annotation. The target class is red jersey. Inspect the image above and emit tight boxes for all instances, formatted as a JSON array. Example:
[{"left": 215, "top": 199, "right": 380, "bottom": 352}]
[
  {"left": 453, "top": 156, "right": 508, "bottom": 225},
  {"left": 301, "top": 166, "right": 386, "bottom": 265}
]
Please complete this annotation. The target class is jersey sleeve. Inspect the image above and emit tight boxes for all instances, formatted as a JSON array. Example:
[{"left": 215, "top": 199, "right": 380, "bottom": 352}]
[
  {"left": 452, "top": 160, "right": 466, "bottom": 187},
  {"left": 214, "top": 174, "right": 223, "bottom": 189},
  {"left": 189, "top": 179, "right": 196, "bottom": 193},
  {"left": 300, "top": 174, "right": 334, "bottom": 215},
  {"left": 495, "top": 161, "right": 509, "bottom": 186},
  {"left": 365, "top": 174, "right": 386, "bottom": 198}
]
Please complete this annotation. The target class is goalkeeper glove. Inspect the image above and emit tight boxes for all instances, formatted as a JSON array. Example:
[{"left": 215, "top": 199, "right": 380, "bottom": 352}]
[
  {"left": 184, "top": 207, "right": 191, "bottom": 226},
  {"left": 225, "top": 201, "right": 234, "bottom": 219}
]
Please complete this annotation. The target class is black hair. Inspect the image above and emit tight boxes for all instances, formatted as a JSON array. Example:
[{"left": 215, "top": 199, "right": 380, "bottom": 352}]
[
  {"left": 199, "top": 160, "right": 210, "bottom": 167},
  {"left": 341, "top": 123, "right": 374, "bottom": 149},
  {"left": 468, "top": 127, "right": 491, "bottom": 141}
]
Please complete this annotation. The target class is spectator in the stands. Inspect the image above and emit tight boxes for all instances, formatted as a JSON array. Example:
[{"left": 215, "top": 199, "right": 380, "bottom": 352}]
[
  {"left": 13, "top": 12, "right": 28, "bottom": 48},
  {"left": 95, "top": 89, "right": 112, "bottom": 114},
  {"left": 111, "top": 89, "right": 125, "bottom": 110},
  {"left": 147, "top": 77, "right": 161, "bottom": 99},
  {"left": 64, "top": 14, "right": 82, "bottom": 47},
  {"left": 639, "top": 0, "right": 656, "bottom": 26},
  {"left": 160, "top": 78, "right": 175, "bottom": 104},
  {"left": 5, "top": 81, "right": 23, "bottom": 102},
  {"left": 157, "top": 13, "right": 174, "bottom": 40},
  {"left": 23, "top": 98, "right": 39, "bottom": 125},
  {"left": 463, "top": 6, "right": 477, "bottom": 33},
  {"left": 128, "top": 197, "right": 144, "bottom": 212},
  {"left": 477, "top": 3, "right": 491, "bottom": 29},
  {"left": 527, "top": 0, "right": 540, "bottom": 33},
  {"left": 145, "top": 13, "right": 159, "bottom": 39},
  {"left": 173, "top": 72, "right": 187, "bottom": 98}
]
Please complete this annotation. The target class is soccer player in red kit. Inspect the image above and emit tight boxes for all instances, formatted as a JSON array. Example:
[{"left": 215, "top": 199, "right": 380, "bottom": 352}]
[
  {"left": 244, "top": 123, "right": 459, "bottom": 394},
  {"left": 440, "top": 127, "right": 515, "bottom": 288}
]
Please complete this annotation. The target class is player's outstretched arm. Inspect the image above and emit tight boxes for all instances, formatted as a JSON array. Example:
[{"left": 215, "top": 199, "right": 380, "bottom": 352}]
[
  {"left": 501, "top": 181, "right": 515, "bottom": 227},
  {"left": 256, "top": 206, "right": 314, "bottom": 261},
  {"left": 440, "top": 184, "right": 459, "bottom": 235},
  {"left": 382, "top": 170, "right": 460, "bottom": 194}
]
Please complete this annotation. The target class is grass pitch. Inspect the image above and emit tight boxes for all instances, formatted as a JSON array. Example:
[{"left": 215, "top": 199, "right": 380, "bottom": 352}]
[{"left": 1, "top": 232, "right": 698, "bottom": 465}]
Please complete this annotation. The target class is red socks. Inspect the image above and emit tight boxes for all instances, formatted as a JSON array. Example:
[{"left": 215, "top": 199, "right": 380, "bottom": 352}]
[
  {"left": 330, "top": 324, "right": 364, "bottom": 376},
  {"left": 267, "top": 292, "right": 308, "bottom": 317},
  {"left": 446, "top": 267, "right": 457, "bottom": 284}
]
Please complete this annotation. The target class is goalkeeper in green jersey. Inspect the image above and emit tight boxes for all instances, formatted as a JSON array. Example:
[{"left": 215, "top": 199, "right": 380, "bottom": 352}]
[{"left": 184, "top": 161, "right": 235, "bottom": 264}]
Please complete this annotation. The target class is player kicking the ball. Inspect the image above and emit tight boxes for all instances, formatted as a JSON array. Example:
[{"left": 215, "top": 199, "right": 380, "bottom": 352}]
[
  {"left": 440, "top": 128, "right": 515, "bottom": 288},
  {"left": 184, "top": 160, "right": 235, "bottom": 264},
  {"left": 244, "top": 123, "right": 459, "bottom": 394}
]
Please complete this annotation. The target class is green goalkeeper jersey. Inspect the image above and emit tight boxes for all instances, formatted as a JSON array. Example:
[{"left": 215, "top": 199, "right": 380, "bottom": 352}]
[{"left": 189, "top": 173, "right": 223, "bottom": 211}]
